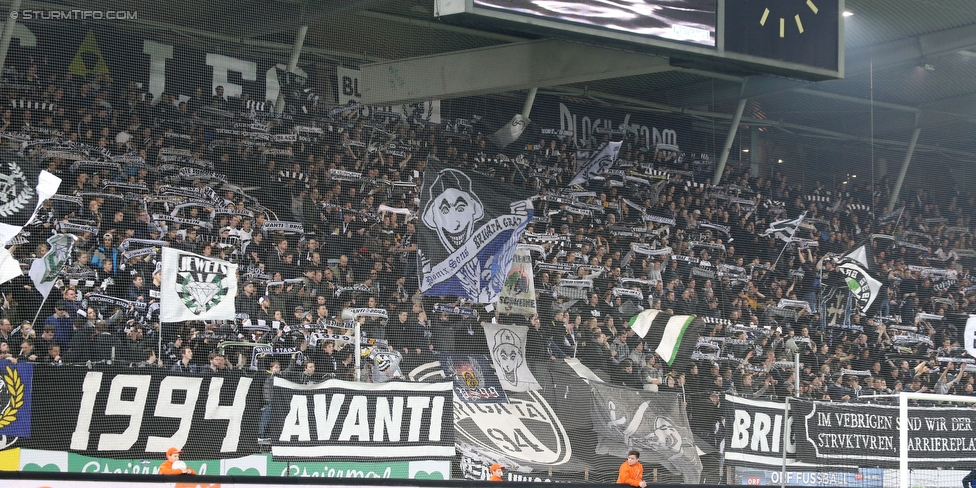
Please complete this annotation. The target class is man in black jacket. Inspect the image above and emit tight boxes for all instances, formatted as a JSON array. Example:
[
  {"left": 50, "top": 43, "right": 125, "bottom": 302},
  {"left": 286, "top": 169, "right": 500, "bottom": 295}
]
[{"left": 962, "top": 468, "right": 976, "bottom": 488}]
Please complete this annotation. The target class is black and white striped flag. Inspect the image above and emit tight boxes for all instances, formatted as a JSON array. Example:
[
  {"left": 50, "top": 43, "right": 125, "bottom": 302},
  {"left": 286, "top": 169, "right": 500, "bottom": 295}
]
[{"left": 760, "top": 212, "right": 806, "bottom": 242}]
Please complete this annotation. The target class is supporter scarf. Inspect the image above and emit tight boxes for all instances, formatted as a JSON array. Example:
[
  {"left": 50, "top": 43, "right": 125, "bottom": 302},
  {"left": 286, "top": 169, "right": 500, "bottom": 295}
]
[
  {"left": 553, "top": 286, "right": 587, "bottom": 299},
  {"left": 152, "top": 214, "right": 212, "bottom": 230},
  {"left": 698, "top": 220, "right": 730, "bottom": 237},
  {"left": 262, "top": 220, "right": 304, "bottom": 234},
  {"left": 433, "top": 303, "right": 477, "bottom": 318},
  {"left": 558, "top": 279, "right": 592, "bottom": 288},
  {"left": 777, "top": 299, "right": 813, "bottom": 313},
  {"left": 117, "top": 238, "right": 167, "bottom": 252},
  {"left": 122, "top": 247, "right": 156, "bottom": 261},
  {"left": 690, "top": 267, "right": 715, "bottom": 280},
  {"left": 632, "top": 244, "right": 672, "bottom": 256},
  {"left": 536, "top": 262, "right": 577, "bottom": 273},
  {"left": 56, "top": 222, "right": 99, "bottom": 235},
  {"left": 619, "top": 278, "right": 655, "bottom": 288},
  {"left": 612, "top": 287, "right": 643, "bottom": 300},
  {"left": 348, "top": 307, "right": 388, "bottom": 319},
  {"left": 642, "top": 214, "right": 675, "bottom": 226},
  {"left": 897, "top": 241, "right": 929, "bottom": 252},
  {"left": 333, "top": 284, "right": 374, "bottom": 298},
  {"left": 85, "top": 293, "right": 147, "bottom": 311}
]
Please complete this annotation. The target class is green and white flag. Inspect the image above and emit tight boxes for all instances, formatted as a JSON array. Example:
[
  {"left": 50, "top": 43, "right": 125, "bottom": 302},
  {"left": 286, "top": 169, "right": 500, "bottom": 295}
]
[
  {"left": 495, "top": 247, "right": 537, "bottom": 315},
  {"left": 29, "top": 233, "right": 77, "bottom": 299},
  {"left": 627, "top": 309, "right": 701, "bottom": 370},
  {"left": 160, "top": 247, "right": 238, "bottom": 322}
]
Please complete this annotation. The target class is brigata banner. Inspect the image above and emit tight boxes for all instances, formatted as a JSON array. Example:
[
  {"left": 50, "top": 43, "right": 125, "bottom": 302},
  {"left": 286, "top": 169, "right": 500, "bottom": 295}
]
[
  {"left": 268, "top": 377, "right": 455, "bottom": 460},
  {"left": 13, "top": 367, "right": 261, "bottom": 460},
  {"left": 792, "top": 398, "right": 976, "bottom": 468}
]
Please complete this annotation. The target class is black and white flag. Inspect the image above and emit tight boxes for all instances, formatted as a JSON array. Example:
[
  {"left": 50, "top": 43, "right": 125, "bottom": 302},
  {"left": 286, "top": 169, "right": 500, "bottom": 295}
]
[
  {"left": 160, "top": 247, "right": 238, "bottom": 322},
  {"left": 836, "top": 236, "right": 891, "bottom": 316},
  {"left": 0, "top": 157, "right": 61, "bottom": 244},
  {"left": 569, "top": 141, "right": 621, "bottom": 186},
  {"left": 590, "top": 382, "right": 702, "bottom": 483},
  {"left": 879, "top": 205, "right": 904, "bottom": 224},
  {"left": 760, "top": 212, "right": 806, "bottom": 242},
  {"left": 417, "top": 158, "right": 534, "bottom": 303}
]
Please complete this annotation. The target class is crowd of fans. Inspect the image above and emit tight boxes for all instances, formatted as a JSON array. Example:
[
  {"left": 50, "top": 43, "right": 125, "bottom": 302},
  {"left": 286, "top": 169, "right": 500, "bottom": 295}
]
[{"left": 0, "top": 58, "right": 974, "bottom": 422}]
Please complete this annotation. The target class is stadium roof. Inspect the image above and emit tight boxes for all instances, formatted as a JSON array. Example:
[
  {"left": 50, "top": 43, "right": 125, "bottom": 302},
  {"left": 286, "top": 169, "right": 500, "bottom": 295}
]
[{"left": 26, "top": 0, "right": 976, "bottom": 183}]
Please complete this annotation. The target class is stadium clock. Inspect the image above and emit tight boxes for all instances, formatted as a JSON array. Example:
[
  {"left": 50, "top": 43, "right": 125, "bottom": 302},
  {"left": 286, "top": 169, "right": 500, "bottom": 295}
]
[{"left": 724, "top": 0, "right": 840, "bottom": 72}]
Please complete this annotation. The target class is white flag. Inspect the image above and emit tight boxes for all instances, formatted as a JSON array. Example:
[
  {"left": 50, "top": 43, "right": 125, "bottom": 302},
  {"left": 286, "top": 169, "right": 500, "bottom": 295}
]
[
  {"left": 0, "top": 241, "right": 22, "bottom": 285},
  {"left": 0, "top": 169, "right": 62, "bottom": 245},
  {"left": 965, "top": 316, "right": 976, "bottom": 359},
  {"left": 487, "top": 113, "right": 529, "bottom": 149},
  {"left": 569, "top": 141, "right": 622, "bottom": 186},
  {"left": 483, "top": 323, "right": 541, "bottom": 392},
  {"left": 160, "top": 247, "right": 238, "bottom": 322},
  {"left": 29, "top": 233, "right": 77, "bottom": 299}
]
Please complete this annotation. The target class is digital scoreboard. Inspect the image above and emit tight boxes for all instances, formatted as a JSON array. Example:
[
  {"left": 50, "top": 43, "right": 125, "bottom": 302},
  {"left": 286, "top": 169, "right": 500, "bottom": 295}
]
[
  {"left": 434, "top": 0, "right": 844, "bottom": 80},
  {"left": 471, "top": 0, "right": 717, "bottom": 47}
]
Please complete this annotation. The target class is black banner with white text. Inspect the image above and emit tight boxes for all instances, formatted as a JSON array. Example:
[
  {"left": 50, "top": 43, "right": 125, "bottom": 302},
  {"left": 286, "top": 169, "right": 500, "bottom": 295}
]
[
  {"left": 18, "top": 367, "right": 261, "bottom": 460},
  {"left": 269, "top": 378, "right": 455, "bottom": 460}
]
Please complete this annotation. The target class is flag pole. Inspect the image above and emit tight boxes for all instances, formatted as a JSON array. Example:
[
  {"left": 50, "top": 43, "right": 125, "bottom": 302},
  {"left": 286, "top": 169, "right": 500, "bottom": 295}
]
[
  {"left": 29, "top": 286, "right": 53, "bottom": 329},
  {"left": 158, "top": 320, "right": 163, "bottom": 363},
  {"left": 771, "top": 212, "right": 806, "bottom": 271}
]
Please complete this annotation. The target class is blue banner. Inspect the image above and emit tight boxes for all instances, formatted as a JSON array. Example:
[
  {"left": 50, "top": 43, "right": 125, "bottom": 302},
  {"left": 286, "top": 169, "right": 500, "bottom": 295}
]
[
  {"left": 0, "top": 360, "right": 33, "bottom": 438},
  {"left": 736, "top": 468, "right": 883, "bottom": 487}
]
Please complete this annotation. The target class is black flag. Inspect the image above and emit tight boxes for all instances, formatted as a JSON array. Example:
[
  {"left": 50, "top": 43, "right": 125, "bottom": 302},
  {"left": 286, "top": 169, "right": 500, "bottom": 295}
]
[{"left": 417, "top": 157, "right": 534, "bottom": 303}]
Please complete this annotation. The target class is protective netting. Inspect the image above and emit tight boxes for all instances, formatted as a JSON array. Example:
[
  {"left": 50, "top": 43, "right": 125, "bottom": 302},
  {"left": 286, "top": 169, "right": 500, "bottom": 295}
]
[{"left": 0, "top": 2, "right": 974, "bottom": 487}]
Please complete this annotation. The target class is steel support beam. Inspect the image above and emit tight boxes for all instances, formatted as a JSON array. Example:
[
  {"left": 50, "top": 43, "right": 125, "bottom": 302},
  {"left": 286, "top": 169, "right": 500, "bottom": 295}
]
[
  {"left": 750, "top": 127, "right": 760, "bottom": 176},
  {"left": 846, "top": 22, "right": 976, "bottom": 76},
  {"left": 522, "top": 87, "right": 538, "bottom": 120},
  {"left": 0, "top": 0, "right": 23, "bottom": 75},
  {"left": 888, "top": 115, "right": 921, "bottom": 213},
  {"left": 713, "top": 91, "right": 748, "bottom": 186},
  {"left": 275, "top": 25, "right": 309, "bottom": 114},
  {"left": 360, "top": 39, "right": 673, "bottom": 105}
]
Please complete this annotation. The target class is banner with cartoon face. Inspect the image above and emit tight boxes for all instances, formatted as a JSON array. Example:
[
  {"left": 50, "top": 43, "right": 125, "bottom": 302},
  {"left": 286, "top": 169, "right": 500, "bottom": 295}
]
[
  {"left": 483, "top": 324, "right": 540, "bottom": 392},
  {"left": 417, "top": 158, "right": 534, "bottom": 303},
  {"left": 589, "top": 382, "right": 702, "bottom": 484}
]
